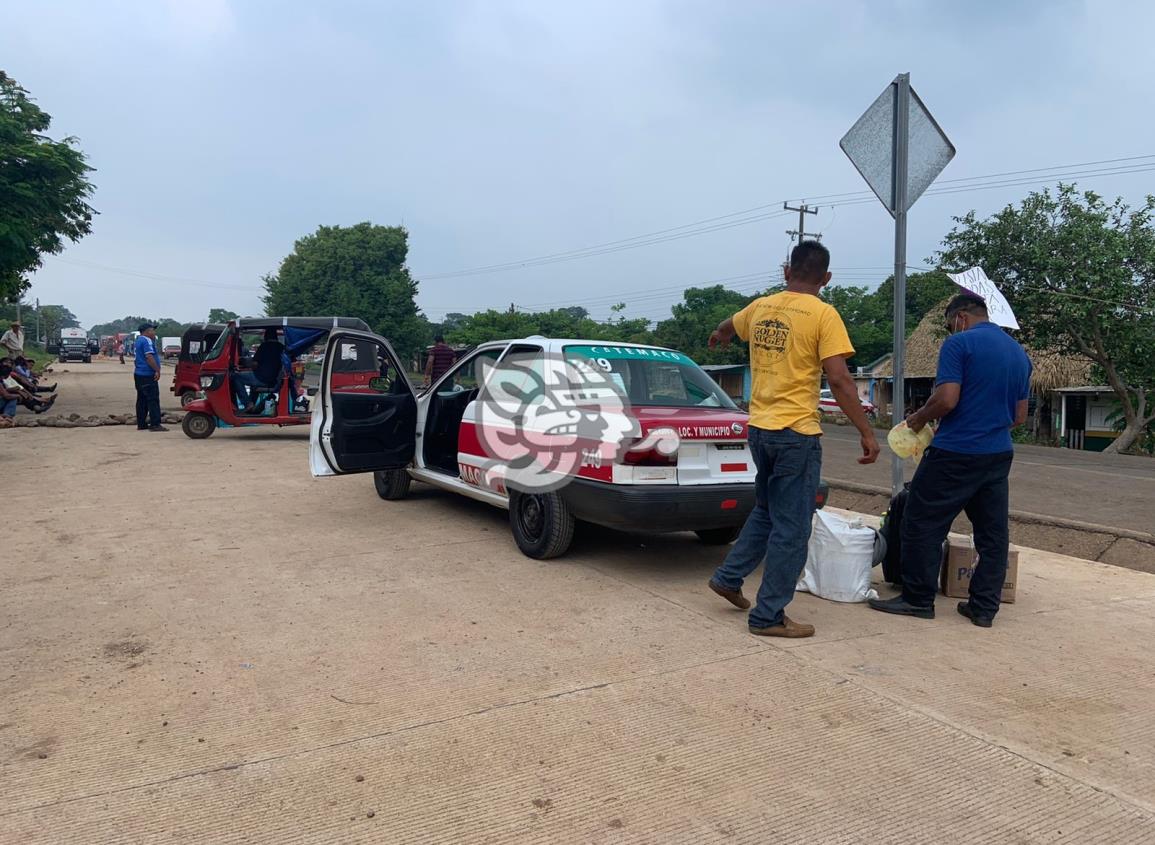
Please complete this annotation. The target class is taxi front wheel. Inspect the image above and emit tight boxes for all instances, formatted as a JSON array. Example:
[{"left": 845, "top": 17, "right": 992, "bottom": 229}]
[
  {"left": 373, "top": 469, "right": 411, "bottom": 500},
  {"left": 509, "top": 490, "right": 575, "bottom": 560}
]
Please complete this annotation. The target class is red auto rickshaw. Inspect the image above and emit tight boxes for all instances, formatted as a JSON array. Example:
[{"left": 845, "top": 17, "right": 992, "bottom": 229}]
[
  {"left": 181, "top": 317, "right": 371, "bottom": 439},
  {"left": 171, "top": 323, "right": 225, "bottom": 407}
]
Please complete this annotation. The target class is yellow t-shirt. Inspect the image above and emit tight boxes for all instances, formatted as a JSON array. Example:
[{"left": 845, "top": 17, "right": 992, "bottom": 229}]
[{"left": 732, "top": 291, "right": 855, "bottom": 435}]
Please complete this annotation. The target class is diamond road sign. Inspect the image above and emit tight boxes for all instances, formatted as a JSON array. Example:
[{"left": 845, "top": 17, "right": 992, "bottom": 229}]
[{"left": 840, "top": 80, "right": 955, "bottom": 217}]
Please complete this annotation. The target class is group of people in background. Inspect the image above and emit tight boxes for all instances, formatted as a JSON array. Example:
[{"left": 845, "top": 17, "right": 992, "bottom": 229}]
[{"left": 1, "top": 320, "right": 59, "bottom": 424}]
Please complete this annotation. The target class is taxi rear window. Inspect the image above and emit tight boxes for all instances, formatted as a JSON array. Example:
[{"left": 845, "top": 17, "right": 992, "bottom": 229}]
[{"left": 564, "top": 345, "right": 737, "bottom": 409}]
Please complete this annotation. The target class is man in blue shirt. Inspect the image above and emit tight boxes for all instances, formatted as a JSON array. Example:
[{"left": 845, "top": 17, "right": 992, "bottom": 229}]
[
  {"left": 870, "top": 293, "right": 1031, "bottom": 627},
  {"left": 133, "top": 323, "right": 167, "bottom": 431}
]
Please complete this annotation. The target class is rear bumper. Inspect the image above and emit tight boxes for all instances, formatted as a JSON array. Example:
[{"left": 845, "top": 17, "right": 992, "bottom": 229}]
[
  {"left": 559, "top": 479, "right": 755, "bottom": 532},
  {"left": 558, "top": 478, "right": 830, "bottom": 533}
]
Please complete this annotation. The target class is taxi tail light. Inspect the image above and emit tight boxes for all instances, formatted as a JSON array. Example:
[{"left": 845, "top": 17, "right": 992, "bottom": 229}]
[{"left": 621, "top": 439, "right": 678, "bottom": 466}]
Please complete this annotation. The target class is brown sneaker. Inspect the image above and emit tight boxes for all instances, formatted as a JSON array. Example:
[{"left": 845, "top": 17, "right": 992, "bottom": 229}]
[
  {"left": 708, "top": 579, "right": 750, "bottom": 610},
  {"left": 749, "top": 616, "right": 815, "bottom": 638}
]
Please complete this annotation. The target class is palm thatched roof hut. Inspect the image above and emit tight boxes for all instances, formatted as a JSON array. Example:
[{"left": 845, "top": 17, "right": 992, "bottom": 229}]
[
  {"left": 874, "top": 298, "right": 1093, "bottom": 394},
  {"left": 875, "top": 306, "right": 947, "bottom": 380}
]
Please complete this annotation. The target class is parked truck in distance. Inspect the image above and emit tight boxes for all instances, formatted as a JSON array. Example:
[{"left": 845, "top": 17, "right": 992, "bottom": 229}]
[
  {"left": 162, "top": 337, "right": 181, "bottom": 359},
  {"left": 58, "top": 327, "right": 92, "bottom": 363}
]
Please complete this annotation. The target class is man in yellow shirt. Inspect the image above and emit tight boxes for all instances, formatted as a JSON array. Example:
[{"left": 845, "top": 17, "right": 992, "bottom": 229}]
[{"left": 706, "top": 241, "right": 880, "bottom": 638}]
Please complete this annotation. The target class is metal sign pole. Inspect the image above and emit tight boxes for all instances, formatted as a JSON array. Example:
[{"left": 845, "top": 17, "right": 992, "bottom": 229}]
[
  {"left": 840, "top": 72, "right": 953, "bottom": 495},
  {"left": 891, "top": 73, "right": 911, "bottom": 496}
]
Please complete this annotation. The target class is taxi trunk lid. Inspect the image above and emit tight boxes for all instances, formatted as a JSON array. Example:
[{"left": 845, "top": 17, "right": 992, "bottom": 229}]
[{"left": 629, "top": 407, "right": 754, "bottom": 486}]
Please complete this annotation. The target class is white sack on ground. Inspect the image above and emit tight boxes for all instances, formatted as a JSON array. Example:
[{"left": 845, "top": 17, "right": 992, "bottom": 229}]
[{"left": 797, "top": 510, "right": 880, "bottom": 603}]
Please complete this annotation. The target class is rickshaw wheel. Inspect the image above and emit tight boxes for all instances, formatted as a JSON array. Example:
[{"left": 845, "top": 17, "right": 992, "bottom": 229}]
[
  {"left": 182, "top": 412, "right": 216, "bottom": 439},
  {"left": 180, "top": 391, "right": 199, "bottom": 407},
  {"left": 373, "top": 469, "right": 411, "bottom": 500}
]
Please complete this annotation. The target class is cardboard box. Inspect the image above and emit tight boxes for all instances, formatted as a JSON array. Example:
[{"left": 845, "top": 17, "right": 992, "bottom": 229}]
[{"left": 940, "top": 536, "right": 1018, "bottom": 603}]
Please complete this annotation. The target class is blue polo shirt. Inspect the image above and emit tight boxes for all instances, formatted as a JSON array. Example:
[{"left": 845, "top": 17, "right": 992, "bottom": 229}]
[
  {"left": 933, "top": 322, "right": 1032, "bottom": 455},
  {"left": 134, "top": 335, "right": 159, "bottom": 377}
]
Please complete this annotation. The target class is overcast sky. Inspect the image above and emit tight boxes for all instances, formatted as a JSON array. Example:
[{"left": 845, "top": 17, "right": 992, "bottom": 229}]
[{"left": 4, "top": 0, "right": 1153, "bottom": 329}]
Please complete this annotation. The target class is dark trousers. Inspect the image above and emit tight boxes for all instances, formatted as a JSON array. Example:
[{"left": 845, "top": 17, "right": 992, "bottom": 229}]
[
  {"left": 134, "top": 375, "right": 162, "bottom": 429},
  {"left": 901, "top": 446, "right": 1014, "bottom": 617}
]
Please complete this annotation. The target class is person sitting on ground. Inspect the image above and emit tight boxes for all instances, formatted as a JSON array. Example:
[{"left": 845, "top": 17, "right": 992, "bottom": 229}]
[
  {"left": 230, "top": 328, "right": 285, "bottom": 412},
  {"left": 1, "top": 359, "right": 55, "bottom": 414},
  {"left": 1, "top": 372, "right": 22, "bottom": 421},
  {"left": 12, "top": 357, "right": 56, "bottom": 393},
  {"left": 7, "top": 364, "right": 41, "bottom": 395}
]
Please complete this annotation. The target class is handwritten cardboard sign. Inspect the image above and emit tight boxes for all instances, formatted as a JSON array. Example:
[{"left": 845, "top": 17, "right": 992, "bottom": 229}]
[{"left": 946, "top": 267, "right": 1020, "bottom": 330}]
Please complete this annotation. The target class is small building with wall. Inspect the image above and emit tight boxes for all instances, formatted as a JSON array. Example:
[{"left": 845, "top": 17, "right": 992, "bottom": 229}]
[
  {"left": 700, "top": 364, "right": 751, "bottom": 408},
  {"left": 868, "top": 299, "right": 1097, "bottom": 442},
  {"left": 1051, "top": 386, "right": 1120, "bottom": 451}
]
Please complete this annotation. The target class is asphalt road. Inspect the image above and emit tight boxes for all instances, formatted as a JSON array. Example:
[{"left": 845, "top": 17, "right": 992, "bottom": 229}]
[{"left": 819, "top": 423, "right": 1155, "bottom": 534}]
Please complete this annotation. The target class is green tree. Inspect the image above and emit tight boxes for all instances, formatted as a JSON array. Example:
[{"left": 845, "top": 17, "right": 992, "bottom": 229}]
[
  {"left": 0, "top": 71, "right": 95, "bottom": 301},
  {"left": 444, "top": 306, "right": 650, "bottom": 348},
  {"left": 827, "top": 271, "right": 957, "bottom": 368},
  {"left": 35, "top": 304, "right": 80, "bottom": 341},
  {"left": 90, "top": 316, "right": 151, "bottom": 337},
  {"left": 154, "top": 318, "right": 190, "bottom": 339},
  {"left": 207, "top": 308, "right": 239, "bottom": 323},
  {"left": 262, "top": 222, "right": 426, "bottom": 358},
  {"left": 88, "top": 315, "right": 190, "bottom": 339},
  {"left": 937, "top": 185, "right": 1155, "bottom": 454},
  {"left": 822, "top": 285, "right": 889, "bottom": 367},
  {"left": 651, "top": 285, "right": 763, "bottom": 364}
]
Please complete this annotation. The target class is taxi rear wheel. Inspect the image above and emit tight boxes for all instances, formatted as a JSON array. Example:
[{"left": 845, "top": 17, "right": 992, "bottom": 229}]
[
  {"left": 509, "top": 490, "right": 574, "bottom": 560},
  {"left": 373, "top": 469, "right": 411, "bottom": 500},
  {"left": 695, "top": 526, "right": 741, "bottom": 545}
]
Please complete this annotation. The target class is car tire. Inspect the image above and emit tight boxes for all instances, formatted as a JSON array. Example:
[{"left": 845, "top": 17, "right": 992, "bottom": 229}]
[
  {"left": 509, "top": 490, "right": 575, "bottom": 559},
  {"left": 182, "top": 412, "right": 216, "bottom": 439},
  {"left": 695, "top": 526, "right": 742, "bottom": 545},
  {"left": 373, "top": 469, "right": 411, "bottom": 500}
]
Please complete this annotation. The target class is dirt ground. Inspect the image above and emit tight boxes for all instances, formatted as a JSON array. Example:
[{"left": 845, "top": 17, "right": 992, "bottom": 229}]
[{"left": 3, "top": 364, "right": 1155, "bottom": 842}]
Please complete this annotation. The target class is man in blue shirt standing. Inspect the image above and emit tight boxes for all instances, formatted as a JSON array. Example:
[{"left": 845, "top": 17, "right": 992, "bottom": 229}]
[
  {"left": 870, "top": 293, "right": 1031, "bottom": 627},
  {"left": 134, "top": 323, "right": 168, "bottom": 432}
]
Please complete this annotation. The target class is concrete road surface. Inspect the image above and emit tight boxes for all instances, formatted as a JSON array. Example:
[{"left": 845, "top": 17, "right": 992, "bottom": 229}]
[
  {"left": 2, "top": 365, "right": 1154, "bottom": 842},
  {"left": 820, "top": 423, "right": 1154, "bottom": 535}
]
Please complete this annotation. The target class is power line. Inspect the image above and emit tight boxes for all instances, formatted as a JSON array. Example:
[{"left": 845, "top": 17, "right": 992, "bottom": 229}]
[
  {"left": 417, "top": 154, "right": 1155, "bottom": 280},
  {"left": 47, "top": 256, "right": 260, "bottom": 292},
  {"left": 41, "top": 152, "right": 1155, "bottom": 308}
]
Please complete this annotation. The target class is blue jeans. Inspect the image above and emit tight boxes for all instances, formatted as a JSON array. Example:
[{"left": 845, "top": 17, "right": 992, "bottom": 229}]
[
  {"left": 230, "top": 371, "right": 267, "bottom": 407},
  {"left": 901, "top": 447, "right": 1013, "bottom": 618},
  {"left": 711, "top": 426, "right": 822, "bottom": 628},
  {"left": 2, "top": 398, "right": 16, "bottom": 417},
  {"left": 134, "top": 375, "right": 162, "bottom": 429}
]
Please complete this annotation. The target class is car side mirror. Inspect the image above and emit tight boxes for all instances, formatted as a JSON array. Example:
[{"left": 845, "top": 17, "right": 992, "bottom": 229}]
[{"left": 369, "top": 376, "right": 392, "bottom": 392}]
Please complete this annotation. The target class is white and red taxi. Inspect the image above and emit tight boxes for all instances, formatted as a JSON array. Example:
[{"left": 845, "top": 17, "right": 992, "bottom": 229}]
[{"left": 310, "top": 333, "right": 794, "bottom": 559}]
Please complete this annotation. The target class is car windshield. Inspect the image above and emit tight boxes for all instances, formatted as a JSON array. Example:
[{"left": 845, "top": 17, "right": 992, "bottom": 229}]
[
  {"left": 564, "top": 345, "right": 737, "bottom": 409},
  {"left": 205, "top": 327, "right": 232, "bottom": 361}
]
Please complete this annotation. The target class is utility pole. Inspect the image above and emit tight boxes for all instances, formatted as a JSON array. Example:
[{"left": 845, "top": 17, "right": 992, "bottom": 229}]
[{"left": 783, "top": 201, "right": 819, "bottom": 247}]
